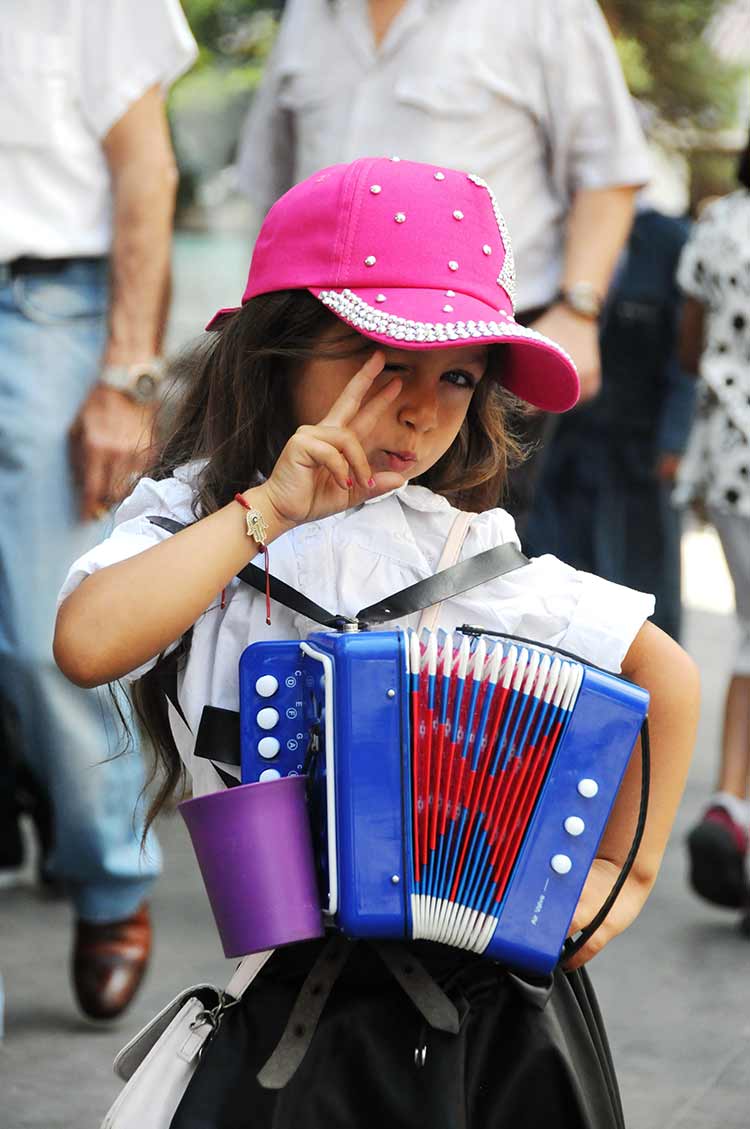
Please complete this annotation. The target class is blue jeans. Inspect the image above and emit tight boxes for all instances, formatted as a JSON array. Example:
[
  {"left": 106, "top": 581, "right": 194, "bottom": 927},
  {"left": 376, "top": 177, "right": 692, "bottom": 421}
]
[{"left": 0, "top": 258, "right": 161, "bottom": 922}]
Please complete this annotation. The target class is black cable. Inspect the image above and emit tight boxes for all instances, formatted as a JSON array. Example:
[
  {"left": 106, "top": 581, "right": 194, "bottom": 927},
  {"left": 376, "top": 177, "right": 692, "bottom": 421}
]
[{"left": 562, "top": 716, "right": 651, "bottom": 962}]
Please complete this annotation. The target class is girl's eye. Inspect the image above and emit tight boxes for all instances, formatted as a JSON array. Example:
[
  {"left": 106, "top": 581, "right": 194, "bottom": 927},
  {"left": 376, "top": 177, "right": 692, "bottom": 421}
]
[{"left": 442, "top": 369, "right": 477, "bottom": 389}]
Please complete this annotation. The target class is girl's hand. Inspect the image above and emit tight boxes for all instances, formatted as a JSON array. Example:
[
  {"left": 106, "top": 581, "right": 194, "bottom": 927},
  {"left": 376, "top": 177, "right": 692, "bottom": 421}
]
[
  {"left": 261, "top": 351, "right": 407, "bottom": 526},
  {"left": 562, "top": 858, "right": 651, "bottom": 971}
]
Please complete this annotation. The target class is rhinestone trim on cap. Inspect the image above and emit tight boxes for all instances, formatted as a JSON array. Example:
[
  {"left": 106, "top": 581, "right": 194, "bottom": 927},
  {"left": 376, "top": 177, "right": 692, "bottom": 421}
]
[
  {"left": 443, "top": 304, "right": 454, "bottom": 312},
  {"left": 453, "top": 210, "right": 464, "bottom": 220},
  {"left": 394, "top": 212, "right": 406, "bottom": 223},
  {"left": 434, "top": 171, "right": 446, "bottom": 181},
  {"left": 364, "top": 255, "right": 377, "bottom": 266},
  {"left": 467, "top": 173, "right": 516, "bottom": 309},
  {"left": 448, "top": 261, "right": 459, "bottom": 271},
  {"left": 317, "top": 289, "right": 573, "bottom": 362},
  {"left": 376, "top": 294, "right": 387, "bottom": 303},
  {"left": 370, "top": 185, "right": 382, "bottom": 194}
]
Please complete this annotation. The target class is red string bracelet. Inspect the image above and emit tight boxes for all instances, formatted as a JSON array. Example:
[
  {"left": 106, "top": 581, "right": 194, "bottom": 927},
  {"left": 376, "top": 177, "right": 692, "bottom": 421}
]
[{"left": 229, "top": 492, "right": 272, "bottom": 625}]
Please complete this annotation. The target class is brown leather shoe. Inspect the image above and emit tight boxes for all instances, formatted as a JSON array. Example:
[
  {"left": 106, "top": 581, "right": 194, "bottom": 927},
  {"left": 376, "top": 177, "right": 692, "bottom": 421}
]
[{"left": 72, "top": 902, "right": 152, "bottom": 1020}]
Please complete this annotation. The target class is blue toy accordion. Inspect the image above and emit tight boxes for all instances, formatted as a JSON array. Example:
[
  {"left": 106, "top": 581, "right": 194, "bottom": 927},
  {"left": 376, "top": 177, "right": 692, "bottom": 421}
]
[{"left": 239, "top": 625, "right": 649, "bottom": 976}]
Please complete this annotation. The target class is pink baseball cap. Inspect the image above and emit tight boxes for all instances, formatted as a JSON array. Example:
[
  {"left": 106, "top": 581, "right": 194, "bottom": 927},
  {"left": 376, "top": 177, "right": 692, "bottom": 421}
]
[{"left": 207, "top": 157, "right": 579, "bottom": 412}]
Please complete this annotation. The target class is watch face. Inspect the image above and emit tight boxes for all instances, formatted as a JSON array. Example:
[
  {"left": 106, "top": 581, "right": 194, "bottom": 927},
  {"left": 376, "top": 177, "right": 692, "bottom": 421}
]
[
  {"left": 135, "top": 372, "right": 157, "bottom": 400},
  {"left": 566, "top": 283, "right": 600, "bottom": 317}
]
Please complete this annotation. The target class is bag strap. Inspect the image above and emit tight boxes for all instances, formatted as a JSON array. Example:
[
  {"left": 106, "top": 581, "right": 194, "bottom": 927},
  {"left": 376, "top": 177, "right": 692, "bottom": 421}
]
[
  {"left": 146, "top": 513, "right": 529, "bottom": 627},
  {"left": 224, "top": 948, "right": 275, "bottom": 1000}
]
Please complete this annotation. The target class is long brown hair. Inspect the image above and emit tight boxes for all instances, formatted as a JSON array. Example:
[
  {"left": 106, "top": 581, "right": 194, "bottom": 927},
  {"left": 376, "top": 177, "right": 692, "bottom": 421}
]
[{"left": 134, "top": 290, "right": 527, "bottom": 828}]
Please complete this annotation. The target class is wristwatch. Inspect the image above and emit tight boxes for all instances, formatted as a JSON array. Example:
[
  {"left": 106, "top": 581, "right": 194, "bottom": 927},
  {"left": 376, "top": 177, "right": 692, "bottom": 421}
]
[
  {"left": 99, "top": 358, "right": 166, "bottom": 404},
  {"left": 557, "top": 281, "right": 603, "bottom": 321}
]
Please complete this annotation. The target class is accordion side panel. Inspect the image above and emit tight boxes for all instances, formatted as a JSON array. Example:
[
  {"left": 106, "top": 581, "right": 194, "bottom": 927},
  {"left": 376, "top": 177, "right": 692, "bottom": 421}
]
[
  {"left": 329, "top": 631, "right": 412, "bottom": 940},
  {"left": 485, "top": 667, "right": 649, "bottom": 976}
]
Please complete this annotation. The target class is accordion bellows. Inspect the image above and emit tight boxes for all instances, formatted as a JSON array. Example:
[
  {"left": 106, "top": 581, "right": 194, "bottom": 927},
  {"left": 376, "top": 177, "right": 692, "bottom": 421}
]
[{"left": 239, "top": 627, "right": 649, "bottom": 975}]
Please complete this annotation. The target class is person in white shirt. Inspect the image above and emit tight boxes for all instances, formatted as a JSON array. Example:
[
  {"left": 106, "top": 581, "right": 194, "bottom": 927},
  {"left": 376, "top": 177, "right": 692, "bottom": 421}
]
[
  {"left": 237, "top": 0, "right": 651, "bottom": 528},
  {"left": 54, "top": 158, "right": 697, "bottom": 1128},
  {"left": 0, "top": 0, "right": 197, "bottom": 1020}
]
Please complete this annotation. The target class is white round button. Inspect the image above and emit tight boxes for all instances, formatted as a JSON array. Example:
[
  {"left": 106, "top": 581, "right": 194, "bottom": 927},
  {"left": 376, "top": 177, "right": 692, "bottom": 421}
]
[
  {"left": 550, "top": 854, "right": 573, "bottom": 875},
  {"left": 577, "top": 778, "right": 599, "bottom": 798},
  {"left": 258, "top": 737, "right": 280, "bottom": 760},
  {"left": 564, "top": 816, "right": 585, "bottom": 837},
  {"left": 255, "top": 675, "right": 279, "bottom": 698},
  {"left": 256, "top": 707, "right": 280, "bottom": 731},
  {"left": 259, "top": 768, "right": 281, "bottom": 783}
]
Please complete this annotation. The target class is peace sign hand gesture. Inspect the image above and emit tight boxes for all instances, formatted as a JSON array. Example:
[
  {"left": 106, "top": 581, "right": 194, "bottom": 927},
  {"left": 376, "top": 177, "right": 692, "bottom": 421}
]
[{"left": 261, "top": 351, "right": 407, "bottom": 528}]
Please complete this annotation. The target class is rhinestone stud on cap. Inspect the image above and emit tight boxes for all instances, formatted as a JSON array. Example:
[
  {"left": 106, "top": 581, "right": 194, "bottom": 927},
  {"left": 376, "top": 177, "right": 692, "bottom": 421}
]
[
  {"left": 364, "top": 256, "right": 377, "bottom": 266},
  {"left": 448, "top": 261, "right": 459, "bottom": 271},
  {"left": 370, "top": 185, "right": 382, "bottom": 194},
  {"left": 394, "top": 212, "right": 406, "bottom": 223}
]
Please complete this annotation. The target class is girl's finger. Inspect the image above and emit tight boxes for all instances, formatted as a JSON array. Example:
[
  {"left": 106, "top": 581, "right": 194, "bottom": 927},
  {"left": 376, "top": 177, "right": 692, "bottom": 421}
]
[
  {"left": 291, "top": 434, "right": 354, "bottom": 492},
  {"left": 295, "top": 425, "right": 372, "bottom": 489},
  {"left": 322, "top": 350, "right": 387, "bottom": 427},
  {"left": 348, "top": 371, "right": 403, "bottom": 439}
]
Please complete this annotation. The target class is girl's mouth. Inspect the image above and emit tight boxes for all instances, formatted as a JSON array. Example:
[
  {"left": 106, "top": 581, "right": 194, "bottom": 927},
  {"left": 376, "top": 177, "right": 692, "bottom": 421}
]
[{"left": 384, "top": 450, "right": 418, "bottom": 472}]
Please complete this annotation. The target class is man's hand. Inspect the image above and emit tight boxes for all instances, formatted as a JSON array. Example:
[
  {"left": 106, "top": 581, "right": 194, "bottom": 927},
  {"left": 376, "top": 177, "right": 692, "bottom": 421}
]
[
  {"left": 530, "top": 303, "right": 601, "bottom": 403},
  {"left": 69, "top": 385, "right": 157, "bottom": 521}
]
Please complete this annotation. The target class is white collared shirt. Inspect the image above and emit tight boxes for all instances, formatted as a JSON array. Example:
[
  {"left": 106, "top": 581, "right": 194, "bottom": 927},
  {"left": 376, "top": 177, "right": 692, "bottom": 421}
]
[
  {"left": 237, "top": 0, "right": 650, "bottom": 311},
  {"left": 59, "top": 467, "right": 654, "bottom": 797},
  {"left": 0, "top": 0, "right": 197, "bottom": 261}
]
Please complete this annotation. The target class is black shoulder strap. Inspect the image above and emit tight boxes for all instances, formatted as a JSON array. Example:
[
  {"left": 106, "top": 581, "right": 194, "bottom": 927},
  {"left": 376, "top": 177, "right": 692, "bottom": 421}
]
[
  {"left": 146, "top": 514, "right": 529, "bottom": 627},
  {"left": 357, "top": 542, "right": 528, "bottom": 625}
]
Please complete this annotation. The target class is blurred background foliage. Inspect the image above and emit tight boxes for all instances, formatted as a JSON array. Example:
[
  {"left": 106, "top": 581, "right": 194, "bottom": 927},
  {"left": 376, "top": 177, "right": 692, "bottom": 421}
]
[
  {"left": 169, "top": 0, "right": 749, "bottom": 218},
  {"left": 605, "top": 0, "right": 740, "bottom": 125}
]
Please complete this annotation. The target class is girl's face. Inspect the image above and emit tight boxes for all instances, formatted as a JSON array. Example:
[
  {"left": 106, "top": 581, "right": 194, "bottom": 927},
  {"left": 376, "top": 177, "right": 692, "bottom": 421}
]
[{"left": 293, "top": 334, "right": 488, "bottom": 480}]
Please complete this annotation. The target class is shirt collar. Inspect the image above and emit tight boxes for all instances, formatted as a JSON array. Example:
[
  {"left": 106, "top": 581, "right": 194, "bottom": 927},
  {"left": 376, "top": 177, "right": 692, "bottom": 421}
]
[{"left": 362, "top": 483, "right": 453, "bottom": 512}]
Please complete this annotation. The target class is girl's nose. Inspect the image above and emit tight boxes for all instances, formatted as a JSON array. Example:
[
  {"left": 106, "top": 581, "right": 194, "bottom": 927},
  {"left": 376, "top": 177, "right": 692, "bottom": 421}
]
[{"left": 397, "top": 387, "right": 439, "bottom": 432}]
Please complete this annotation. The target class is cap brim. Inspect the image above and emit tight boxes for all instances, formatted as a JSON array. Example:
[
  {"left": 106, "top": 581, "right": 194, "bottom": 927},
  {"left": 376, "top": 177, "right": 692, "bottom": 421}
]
[
  {"left": 311, "top": 286, "right": 579, "bottom": 412},
  {"left": 205, "top": 306, "right": 241, "bottom": 331}
]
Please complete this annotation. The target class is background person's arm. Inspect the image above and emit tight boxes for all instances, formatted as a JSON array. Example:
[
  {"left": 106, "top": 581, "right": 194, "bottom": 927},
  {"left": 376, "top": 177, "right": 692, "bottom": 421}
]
[
  {"left": 69, "top": 85, "right": 178, "bottom": 521},
  {"left": 531, "top": 185, "right": 636, "bottom": 402}
]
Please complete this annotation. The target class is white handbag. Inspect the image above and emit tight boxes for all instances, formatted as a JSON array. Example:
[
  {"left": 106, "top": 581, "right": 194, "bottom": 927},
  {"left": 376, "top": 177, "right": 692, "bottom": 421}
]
[{"left": 101, "top": 949, "right": 273, "bottom": 1129}]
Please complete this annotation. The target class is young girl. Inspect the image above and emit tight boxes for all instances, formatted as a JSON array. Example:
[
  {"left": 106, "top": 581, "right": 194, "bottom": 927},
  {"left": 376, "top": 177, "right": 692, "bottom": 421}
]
[{"left": 54, "top": 158, "right": 698, "bottom": 1129}]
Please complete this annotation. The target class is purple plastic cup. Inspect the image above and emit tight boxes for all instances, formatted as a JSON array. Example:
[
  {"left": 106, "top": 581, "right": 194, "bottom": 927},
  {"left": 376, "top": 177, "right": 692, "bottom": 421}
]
[{"left": 179, "top": 775, "right": 324, "bottom": 957}]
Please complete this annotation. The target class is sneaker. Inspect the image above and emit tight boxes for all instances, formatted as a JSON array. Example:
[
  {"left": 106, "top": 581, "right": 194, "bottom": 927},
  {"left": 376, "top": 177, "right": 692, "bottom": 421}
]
[{"left": 687, "top": 806, "right": 749, "bottom": 908}]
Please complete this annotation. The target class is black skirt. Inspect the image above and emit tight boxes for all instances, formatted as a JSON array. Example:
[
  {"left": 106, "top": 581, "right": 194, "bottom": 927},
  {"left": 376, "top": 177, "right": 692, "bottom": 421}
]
[{"left": 171, "top": 938, "right": 625, "bottom": 1129}]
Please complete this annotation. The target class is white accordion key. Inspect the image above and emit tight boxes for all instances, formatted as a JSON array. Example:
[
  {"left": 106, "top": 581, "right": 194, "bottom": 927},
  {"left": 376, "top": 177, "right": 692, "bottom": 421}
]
[
  {"left": 577, "top": 778, "right": 599, "bottom": 799},
  {"left": 256, "top": 707, "right": 280, "bottom": 730},
  {"left": 255, "top": 675, "right": 279, "bottom": 698},
  {"left": 258, "top": 737, "right": 280, "bottom": 759},
  {"left": 564, "top": 816, "right": 585, "bottom": 837}
]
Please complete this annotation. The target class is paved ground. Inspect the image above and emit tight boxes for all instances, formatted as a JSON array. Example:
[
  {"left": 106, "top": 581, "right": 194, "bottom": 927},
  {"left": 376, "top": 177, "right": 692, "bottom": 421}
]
[{"left": 1, "top": 236, "right": 748, "bottom": 1127}]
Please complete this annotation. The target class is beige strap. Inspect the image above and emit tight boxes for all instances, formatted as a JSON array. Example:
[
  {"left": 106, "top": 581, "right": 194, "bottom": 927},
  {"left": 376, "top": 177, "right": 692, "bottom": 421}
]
[
  {"left": 417, "top": 510, "right": 475, "bottom": 635},
  {"left": 225, "top": 948, "right": 275, "bottom": 1000}
]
